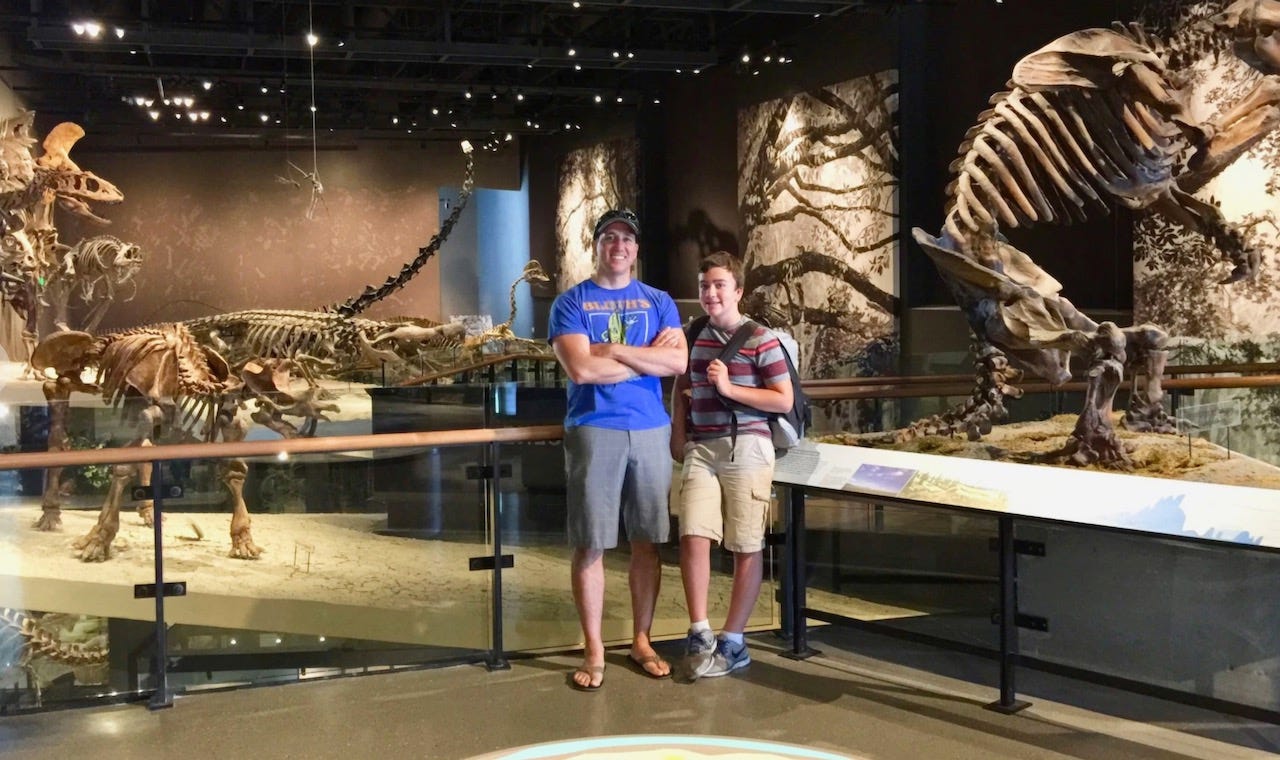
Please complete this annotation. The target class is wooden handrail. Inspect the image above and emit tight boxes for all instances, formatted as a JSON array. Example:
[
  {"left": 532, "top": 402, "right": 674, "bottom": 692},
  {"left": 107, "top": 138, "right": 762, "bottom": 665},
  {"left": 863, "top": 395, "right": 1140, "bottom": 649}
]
[
  {"left": 0, "top": 424, "right": 566, "bottom": 470},
  {"left": 801, "top": 361, "right": 1280, "bottom": 389},
  {"left": 803, "top": 374, "right": 1280, "bottom": 401}
]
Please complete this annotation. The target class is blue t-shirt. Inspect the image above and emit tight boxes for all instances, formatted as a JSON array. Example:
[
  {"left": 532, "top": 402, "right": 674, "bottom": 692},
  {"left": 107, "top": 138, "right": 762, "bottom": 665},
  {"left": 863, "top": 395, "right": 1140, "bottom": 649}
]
[{"left": 548, "top": 278, "right": 682, "bottom": 431}]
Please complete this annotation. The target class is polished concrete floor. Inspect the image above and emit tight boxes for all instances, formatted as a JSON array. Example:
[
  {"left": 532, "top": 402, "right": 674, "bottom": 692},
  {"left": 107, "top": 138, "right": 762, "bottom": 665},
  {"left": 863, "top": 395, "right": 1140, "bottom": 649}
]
[{"left": 2, "top": 625, "right": 1279, "bottom": 760}]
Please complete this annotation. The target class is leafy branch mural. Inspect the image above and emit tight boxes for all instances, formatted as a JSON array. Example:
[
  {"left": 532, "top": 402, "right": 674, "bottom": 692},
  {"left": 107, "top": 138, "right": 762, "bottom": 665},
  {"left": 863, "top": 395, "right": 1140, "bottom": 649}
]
[
  {"left": 737, "top": 71, "right": 900, "bottom": 381},
  {"left": 553, "top": 138, "right": 638, "bottom": 292}
]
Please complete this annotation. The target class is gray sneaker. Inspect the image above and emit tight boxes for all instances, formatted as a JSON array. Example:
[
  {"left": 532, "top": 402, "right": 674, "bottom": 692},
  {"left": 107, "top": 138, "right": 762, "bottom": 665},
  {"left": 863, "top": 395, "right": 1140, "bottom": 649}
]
[
  {"left": 702, "top": 636, "right": 751, "bottom": 677},
  {"left": 684, "top": 628, "right": 716, "bottom": 679}
]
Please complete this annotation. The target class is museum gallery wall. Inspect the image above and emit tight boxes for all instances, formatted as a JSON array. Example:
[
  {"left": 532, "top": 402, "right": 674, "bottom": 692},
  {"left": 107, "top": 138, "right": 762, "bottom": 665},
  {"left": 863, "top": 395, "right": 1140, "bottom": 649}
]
[
  {"left": 736, "top": 72, "right": 899, "bottom": 381},
  {"left": 1133, "top": 0, "right": 1280, "bottom": 457},
  {"left": 552, "top": 137, "right": 639, "bottom": 293},
  {"left": 53, "top": 144, "right": 519, "bottom": 333}
]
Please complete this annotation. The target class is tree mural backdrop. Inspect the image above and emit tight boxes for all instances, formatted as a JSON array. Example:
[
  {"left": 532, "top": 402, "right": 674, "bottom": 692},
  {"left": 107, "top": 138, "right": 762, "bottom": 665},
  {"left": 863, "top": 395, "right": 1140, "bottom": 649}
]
[
  {"left": 737, "top": 72, "right": 900, "bottom": 383},
  {"left": 553, "top": 138, "right": 638, "bottom": 292},
  {"left": 1135, "top": 0, "right": 1280, "bottom": 456}
]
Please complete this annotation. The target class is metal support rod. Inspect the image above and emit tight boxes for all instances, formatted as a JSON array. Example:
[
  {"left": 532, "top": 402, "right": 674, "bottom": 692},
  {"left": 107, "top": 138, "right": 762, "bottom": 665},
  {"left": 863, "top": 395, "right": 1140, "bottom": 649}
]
[
  {"left": 782, "top": 485, "right": 817, "bottom": 660},
  {"left": 486, "top": 441, "right": 510, "bottom": 671},
  {"left": 986, "top": 515, "right": 1029, "bottom": 713},
  {"left": 147, "top": 460, "right": 173, "bottom": 710}
]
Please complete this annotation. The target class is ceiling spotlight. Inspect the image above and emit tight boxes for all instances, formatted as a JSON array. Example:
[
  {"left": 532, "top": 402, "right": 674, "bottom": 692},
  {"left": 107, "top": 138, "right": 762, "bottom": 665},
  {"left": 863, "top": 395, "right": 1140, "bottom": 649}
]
[
  {"left": 574, "top": 64, "right": 582, "bottom": 71},
  {"left": 573, "top": 1, "right": 581, "bottom": 6},
  {"left": 84, "top": 22, "right": 102, "bottom": 39},
  {"left": 260, "top": 113, "right": 270, "bottom": 122},
  {"left": 236, "top": 102, "right": 244, "bottom": 110},
  {"left": 202, "top": 80, "right": 212, "bottom": 90},
  {"left": 567, "top": 47, "right": 577, "bottom": 57},
  {"left": 275, "top": 118, "right": 281, "bottom": 124},
  {"left": 450, "top": 122, "right": 457, "bottom": 128},
  {"left": 114, "top": 27, "right": 125, "bottom": 39},
  {"left": 337, "top": 39, "right": 345, "bottom": 47},
  {"left": 533, "top": 122, "right": 540, "bottom": 129},
  {"left": 653, "top": 97, "right": 661, "bottom": 104},
  {"left": 627, "top": 52, "right": 634, "bottom": 59},
  {"left": 465, "top": 88, "right": 473, "bottom": 99},
  {"left": 431, "top": 107, "right": 439, "bottom": 115},
  {"left": 741, "top": 53, "right": 750, "bottom": 64},
  {"left": 693, "top": 68, "right": 702, "bottom": 75},
  {"left": 306, "top": 32, "right": 319, "bottom": 47},
  {"left": 526, "top": 120, "right": 532, "bottom": 127},
  {"left": 200, "top": 111, "right": 210, "bottom": 120},
  {"left": 564, "top": 123, "right": 571, "bottom": 130},
  {"left": 594, "top": 94, "right": 602, "bottom": 103},
  {"left": 261, "top": 85, "right": 269, "bottom": 94},
  {"left": 220, "top": 116, "right": 227, "bottom": 123},
  {"left": 310, "top": 105, "right": 317, "bottom": 113},
  {"left": 504, "top": 133, "right": 513, "bottom": 141},
  {"left": 174, "top": 113, "right": 181, "bottom": 119},
  {"left": 490, "top": 89, "right": 498, "bottom": 100},
  {"left": 148, "top": 110, "right": 159, "bottom": 120},
  {"left": 612, "top": 51, "right": 620, "bottom": 58},
  {"left": 676, "top": 68, "right": 682, "bottom": 74},
  {"left": 616, "top": 95, "right": 623, "bottom": 103},
  {"left": 392, "top": 116, "right": 399, "bottom": 125},
  {"left": 144, "top": 99, "right": 153, "bottom": 107},
  {"left": 763, "top": 54, "right": 772, "bottom": 63},
  {"left": 71, "top": 22, "right": 85, "bottom": 36},
  {"left": 515, "top": 91, "right": 524, "bottom": 102},
  {"left": 129, "top": 49, "right": 137, "bottom": 54},
  {"left": 133, "top": 96, "right": 146, "bottom": 106},
  {"left": 163, "top": 98, "right": 171, "bottom": 106},
  {"left": 187, "top": 112, "right": 198, "bottom": 121}
]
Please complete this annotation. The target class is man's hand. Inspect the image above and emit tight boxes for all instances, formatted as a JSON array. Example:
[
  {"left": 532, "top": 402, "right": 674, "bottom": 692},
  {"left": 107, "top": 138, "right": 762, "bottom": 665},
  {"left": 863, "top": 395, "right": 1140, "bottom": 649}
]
[
  {"left": 588, "top": 342, "right": 617, "bottom": 359},
  {"left": 650, "top": 326, "right": 682, "bottom": 348},
  {"left": 670, "top": 435, "right": 686, "bottom": 463}
]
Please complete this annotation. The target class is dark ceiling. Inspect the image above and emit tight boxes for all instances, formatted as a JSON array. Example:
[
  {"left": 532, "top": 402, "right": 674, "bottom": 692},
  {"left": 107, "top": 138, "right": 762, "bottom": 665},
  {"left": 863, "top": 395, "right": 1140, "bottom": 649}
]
[{"left": 2, "top": 1, "right": 884, "bottom": 149}]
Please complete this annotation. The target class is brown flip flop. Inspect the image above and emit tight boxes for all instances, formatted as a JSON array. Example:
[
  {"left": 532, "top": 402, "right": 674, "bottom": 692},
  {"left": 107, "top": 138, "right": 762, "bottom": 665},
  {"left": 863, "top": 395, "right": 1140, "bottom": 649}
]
[
  {"left": 627, "top": 653, "right": 671, "bottom": 679},
  {"left": 570, "top": 664, "right": 605, "bottom": 691}
]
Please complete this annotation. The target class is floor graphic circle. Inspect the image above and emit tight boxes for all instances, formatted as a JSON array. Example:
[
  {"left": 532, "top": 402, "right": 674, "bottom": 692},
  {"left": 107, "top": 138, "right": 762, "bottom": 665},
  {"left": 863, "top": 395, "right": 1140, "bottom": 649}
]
[{"left": 468, "top": 734, "right": 856, "bottom": 760}]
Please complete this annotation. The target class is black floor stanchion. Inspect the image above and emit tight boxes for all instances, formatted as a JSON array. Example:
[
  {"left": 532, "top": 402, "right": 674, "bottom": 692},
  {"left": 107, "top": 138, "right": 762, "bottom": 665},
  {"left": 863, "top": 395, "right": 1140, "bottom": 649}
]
[
  {"left": 986, "top": 515, "right": 1030, "bottom": 713},
  {"left": 781, "top": 485, "right": 818, "bottom": 660},
  {"left": 486, "top": 441, "right": 510, "bottom": 671},
  {"left": 147, "top": 461, "right": 174, "bottom": 710}
]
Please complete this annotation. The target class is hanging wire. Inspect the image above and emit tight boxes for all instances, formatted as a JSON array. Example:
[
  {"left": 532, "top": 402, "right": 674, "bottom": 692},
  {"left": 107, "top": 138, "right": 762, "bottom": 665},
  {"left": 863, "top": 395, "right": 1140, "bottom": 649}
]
[{"left": 307, "top": 0, "right": 319, "bottom": 182}]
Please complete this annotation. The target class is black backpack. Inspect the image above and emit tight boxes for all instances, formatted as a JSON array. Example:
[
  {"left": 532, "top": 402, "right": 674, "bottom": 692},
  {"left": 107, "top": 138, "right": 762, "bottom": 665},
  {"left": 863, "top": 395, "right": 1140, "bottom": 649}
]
[{"left": 684, "top": 315, "right": 811, "bottom": 453}]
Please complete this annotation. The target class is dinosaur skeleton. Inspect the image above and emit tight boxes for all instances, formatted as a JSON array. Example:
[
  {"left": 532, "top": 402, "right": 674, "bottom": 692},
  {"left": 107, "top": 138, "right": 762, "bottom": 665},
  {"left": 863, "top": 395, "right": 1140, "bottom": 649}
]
[
  {"left": 24, "top": 142, "right": 533, "bottom": 560},
  {"left": 44, "top": 235, "right": 144, "bottom": 333},
  {"left": 27, "top": 323, "right": 336, "bottom": 560},
  {"left": 911, "top": 1, "right": 1280, "bottom": 466},
  {"left": 0, "top": 114, "right": 124, "bottom": 373}
]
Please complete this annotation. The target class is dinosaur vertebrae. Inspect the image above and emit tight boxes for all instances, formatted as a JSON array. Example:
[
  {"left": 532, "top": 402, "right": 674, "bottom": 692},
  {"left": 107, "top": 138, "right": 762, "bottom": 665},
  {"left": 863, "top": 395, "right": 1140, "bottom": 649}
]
[
  {"left": 331, "top": 145, "right": 476, "bottom": 318},
  {"left": 184, "top": 309, "right": 387, "bottom": 365},
  {"left": 943, "top": 26, "right": 1188, "bottom": 247},
  {"left": 0, "top": 608, "right": 107, "bottom": 666}
]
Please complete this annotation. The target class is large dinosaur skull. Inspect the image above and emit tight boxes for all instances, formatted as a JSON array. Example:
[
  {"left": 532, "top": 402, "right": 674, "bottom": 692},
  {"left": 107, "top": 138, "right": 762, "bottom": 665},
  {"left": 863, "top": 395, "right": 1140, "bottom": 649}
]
[{"left": 1214, "top": 0, "right": 1280, "bottom": 72}]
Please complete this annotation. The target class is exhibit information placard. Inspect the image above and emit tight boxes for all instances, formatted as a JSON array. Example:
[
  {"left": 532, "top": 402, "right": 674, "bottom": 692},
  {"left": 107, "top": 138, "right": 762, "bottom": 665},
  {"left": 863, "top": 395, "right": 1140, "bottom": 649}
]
[{"left": 775, "top": 442, "right": 1280, "bottom": 551}]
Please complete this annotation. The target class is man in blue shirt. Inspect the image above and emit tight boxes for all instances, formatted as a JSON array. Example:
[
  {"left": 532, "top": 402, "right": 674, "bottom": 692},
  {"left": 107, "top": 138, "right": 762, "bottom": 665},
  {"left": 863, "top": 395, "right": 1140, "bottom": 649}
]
[{"left": 548, "top": 208, "right": 687, "bottom": 690}]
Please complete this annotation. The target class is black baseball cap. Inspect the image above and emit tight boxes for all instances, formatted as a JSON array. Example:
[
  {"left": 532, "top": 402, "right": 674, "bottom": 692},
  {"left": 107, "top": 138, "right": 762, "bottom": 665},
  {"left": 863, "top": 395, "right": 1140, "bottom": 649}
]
[{"left": 592, "top": 208, "right": 640, "bottom": 240}]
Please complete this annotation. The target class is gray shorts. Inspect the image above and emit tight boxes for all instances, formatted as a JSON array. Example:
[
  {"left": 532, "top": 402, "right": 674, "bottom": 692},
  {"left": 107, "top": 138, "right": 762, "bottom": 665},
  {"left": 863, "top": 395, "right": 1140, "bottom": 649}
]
[{"left": 565, "top": 424, "right": 672, "bottom": 550}]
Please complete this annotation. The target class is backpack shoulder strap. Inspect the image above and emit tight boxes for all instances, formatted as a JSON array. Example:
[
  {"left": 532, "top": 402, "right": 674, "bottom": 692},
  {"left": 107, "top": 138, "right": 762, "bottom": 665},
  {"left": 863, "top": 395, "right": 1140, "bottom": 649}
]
[
  {"left": 685, "top": 315, "right": 710, "bottom": 364},
  {"left": 717, "top": 319, "right": 758, "bottom": 363}
]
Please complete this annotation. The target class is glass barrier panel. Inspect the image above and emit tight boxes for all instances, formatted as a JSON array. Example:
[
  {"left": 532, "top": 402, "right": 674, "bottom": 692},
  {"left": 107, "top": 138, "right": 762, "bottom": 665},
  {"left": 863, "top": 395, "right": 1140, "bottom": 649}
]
[
  {"left": 0, "top": 451, "right": 157, "bottom": 712},
  {"left": 1016, "top": 523, "right": 1280, "bottom": 714},
  {"left": 802, "top": 495, "right": 998, "bottom": 652}
]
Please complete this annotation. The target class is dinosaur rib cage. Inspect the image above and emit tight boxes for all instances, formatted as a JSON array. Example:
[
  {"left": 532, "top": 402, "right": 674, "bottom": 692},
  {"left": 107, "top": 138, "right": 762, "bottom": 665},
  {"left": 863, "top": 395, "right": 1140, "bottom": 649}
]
[
  {"left": 942, "top": 80, "right": 1186, "bottom": 246},
  {"left": 184, "top": 309, "right": 380, "bottom": 365}
]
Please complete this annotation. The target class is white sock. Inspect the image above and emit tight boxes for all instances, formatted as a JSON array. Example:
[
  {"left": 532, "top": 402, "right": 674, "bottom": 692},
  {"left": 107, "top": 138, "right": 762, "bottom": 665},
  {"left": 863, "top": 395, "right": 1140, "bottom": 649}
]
[
  {"left": 721, "top": 631, "right": 744, "bottom": 646},
  {"left": 690, "top": 620, "right": 711, "bottom": 633}
]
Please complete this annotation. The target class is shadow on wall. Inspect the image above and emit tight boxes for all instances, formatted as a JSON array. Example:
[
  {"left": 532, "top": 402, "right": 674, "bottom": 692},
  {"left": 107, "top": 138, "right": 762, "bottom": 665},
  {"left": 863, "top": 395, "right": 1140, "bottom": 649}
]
[{"left": 669, "top": 209, "right": 739, "bottom": 298}]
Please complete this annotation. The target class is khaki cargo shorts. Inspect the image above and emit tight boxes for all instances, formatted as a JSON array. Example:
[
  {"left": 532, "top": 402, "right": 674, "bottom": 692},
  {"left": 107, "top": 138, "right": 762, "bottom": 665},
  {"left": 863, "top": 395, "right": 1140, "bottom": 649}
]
[{"left": 675, "top": 434, "right": 775, "bottom": 554}]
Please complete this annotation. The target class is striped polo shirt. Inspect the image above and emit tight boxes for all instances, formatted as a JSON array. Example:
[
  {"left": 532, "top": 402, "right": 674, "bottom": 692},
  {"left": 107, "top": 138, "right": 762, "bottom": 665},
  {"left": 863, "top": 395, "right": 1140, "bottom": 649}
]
[{"left": 688, "top": 319, "right": 790, "bottom": 442}]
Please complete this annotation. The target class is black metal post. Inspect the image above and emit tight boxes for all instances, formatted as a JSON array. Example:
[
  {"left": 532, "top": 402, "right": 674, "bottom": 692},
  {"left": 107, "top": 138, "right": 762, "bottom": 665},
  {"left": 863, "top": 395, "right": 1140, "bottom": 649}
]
[
  {"left": 782, "top": 485, "right": 817, "bottom": 660},
  {"left": 986, "top": 516, "right": 1029, "bottom": 713},
  {"left": 486, "top": 441, "right": 510, "bottom": 670},
  {"left": 147, "top": 461, "right": 173, "bottom": 710}
]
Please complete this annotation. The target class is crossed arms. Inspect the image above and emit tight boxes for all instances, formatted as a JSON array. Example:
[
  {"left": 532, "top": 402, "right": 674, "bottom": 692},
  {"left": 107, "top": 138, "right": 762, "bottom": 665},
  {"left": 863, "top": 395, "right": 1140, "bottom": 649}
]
[{"left": 551, "top": 327, "right": 688, "bottom": 385}]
